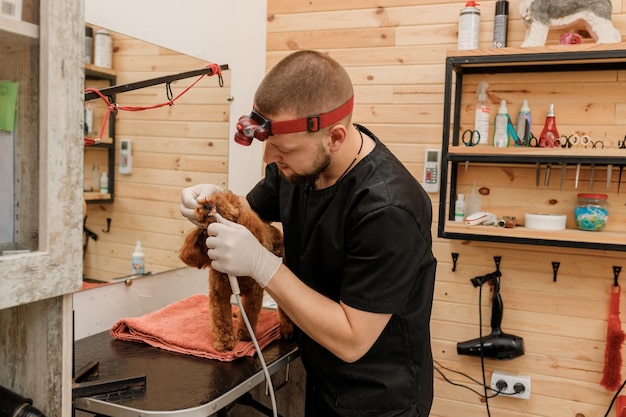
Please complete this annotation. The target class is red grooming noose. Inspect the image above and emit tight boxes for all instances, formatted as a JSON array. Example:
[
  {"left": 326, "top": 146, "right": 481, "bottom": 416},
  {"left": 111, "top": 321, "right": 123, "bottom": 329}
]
[{"left": 84, "top": 63, "right": 222, "bottom": 146}]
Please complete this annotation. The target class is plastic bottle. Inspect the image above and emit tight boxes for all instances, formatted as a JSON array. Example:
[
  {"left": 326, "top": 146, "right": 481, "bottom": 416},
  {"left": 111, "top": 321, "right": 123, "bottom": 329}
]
[
  {"left": 131, "top": 241, "right": 145, "bottom": 275},
  {"left": 457, "top": 0, "right": 480, "bottom": 50},
  {"left": 539, "top": 104, "right": 560, "bottom": 148},
  {"left": 465, "top": 180, "right": 482, "bottom": 217},
  {"left": 94, "top": 28, "right": 112, "bottom": 68},
  {"left": 474, "top": 80, "right": 490, "bottom": 145},
  {"left": 515, "top": 99, "right": 531, "bottom": 145},
  {"left": 493, "top": 100, "right": 511, "bottom": 148},
  {"left": 455, "top": 193, "right": 466, "bottom": 222},
  {"left": 100, "top": 172, "right": 108, "bottom": 193},
  {"left": 492, "top": 0, "right": 509, "bottom": 48},
  {"left": 92, "top": 164, "right": 100, "bottom": 191}
]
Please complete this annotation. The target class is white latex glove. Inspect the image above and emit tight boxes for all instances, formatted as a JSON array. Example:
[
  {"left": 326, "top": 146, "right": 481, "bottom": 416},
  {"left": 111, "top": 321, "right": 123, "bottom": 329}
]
[
  {"left": 205, "top": 213, "right": 282, "bottom": 288},
  {"left": 179, "top": 184, "right": 224, "bottom": 226}
]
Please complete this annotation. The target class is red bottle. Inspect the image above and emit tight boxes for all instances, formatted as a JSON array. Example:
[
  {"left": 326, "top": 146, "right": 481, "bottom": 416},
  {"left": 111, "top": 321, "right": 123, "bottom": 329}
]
[{"left": 539, "top": 104, "right": 559, "bottom": 148}]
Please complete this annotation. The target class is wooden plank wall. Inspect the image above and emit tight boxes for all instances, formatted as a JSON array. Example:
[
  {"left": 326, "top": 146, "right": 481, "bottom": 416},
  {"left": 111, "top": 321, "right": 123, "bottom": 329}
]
[
  {"left": 265, "top": 1, "right": 626, "bottom": 417},
  {"left": 83, "top": 30, "right": 231, "bottom": 280}
]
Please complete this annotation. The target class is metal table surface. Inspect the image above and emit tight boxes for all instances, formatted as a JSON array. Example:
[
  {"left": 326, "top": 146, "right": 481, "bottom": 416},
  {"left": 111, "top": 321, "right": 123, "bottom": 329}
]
[{"left": 73, "top": 330, "right": 299, "bottom": 417}]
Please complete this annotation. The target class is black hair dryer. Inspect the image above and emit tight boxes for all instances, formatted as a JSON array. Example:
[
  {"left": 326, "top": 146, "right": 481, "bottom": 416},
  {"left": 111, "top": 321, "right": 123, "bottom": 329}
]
[
  {"left": 457, "top": 271, "right": 525, "bottom": 360},
  {"left": 0, "top": 385, "right": 47, "bottom": 417}
]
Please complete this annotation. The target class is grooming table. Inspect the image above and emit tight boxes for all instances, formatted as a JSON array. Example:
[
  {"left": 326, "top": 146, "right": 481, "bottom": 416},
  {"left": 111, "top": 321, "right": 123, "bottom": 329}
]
[{"left": 73, "top": 330, "right": 299, "bottom": 417}]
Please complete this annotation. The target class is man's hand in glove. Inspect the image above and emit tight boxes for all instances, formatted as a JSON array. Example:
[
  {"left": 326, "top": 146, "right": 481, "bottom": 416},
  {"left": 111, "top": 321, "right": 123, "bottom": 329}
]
[
  {"left": 205, "top": 213, "right": 282, "bottom": 288},
  {"left": 179, "top": 184, "right": 224, "bottom": 227}
]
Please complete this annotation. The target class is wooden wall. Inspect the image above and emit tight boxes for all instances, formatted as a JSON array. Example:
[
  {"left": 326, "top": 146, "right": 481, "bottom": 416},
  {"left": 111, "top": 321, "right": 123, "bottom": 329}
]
[
  {"left": 265, "top": 1, "right": 626, "bottom": 417},
  {"left": 83, "top": 31, "right": 230, "bottom": 280}
]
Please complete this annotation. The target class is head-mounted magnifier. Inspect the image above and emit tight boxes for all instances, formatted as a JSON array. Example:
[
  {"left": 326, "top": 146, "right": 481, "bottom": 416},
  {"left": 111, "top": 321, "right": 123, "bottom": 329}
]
[{"left": 234, "top": 96, "right": 354, "bottom": 146}]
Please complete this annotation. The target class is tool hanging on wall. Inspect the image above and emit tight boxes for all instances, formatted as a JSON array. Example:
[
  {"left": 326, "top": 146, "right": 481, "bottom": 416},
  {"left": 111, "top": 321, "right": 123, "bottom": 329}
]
[
  {"left": 83, "top": 63, "right": 228, "bottom": 145},
  {"left": 600, "top": 266, "right": 625, "bottom": 391}
]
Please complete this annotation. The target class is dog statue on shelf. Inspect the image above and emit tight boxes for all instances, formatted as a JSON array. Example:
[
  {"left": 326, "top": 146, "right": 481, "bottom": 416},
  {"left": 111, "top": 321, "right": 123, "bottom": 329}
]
[
  {"left": 520, "top": 0, "right": 622, "bottom": 46},
  {"left": 179, "top": 190, "right": 293, "bottom": 352}
]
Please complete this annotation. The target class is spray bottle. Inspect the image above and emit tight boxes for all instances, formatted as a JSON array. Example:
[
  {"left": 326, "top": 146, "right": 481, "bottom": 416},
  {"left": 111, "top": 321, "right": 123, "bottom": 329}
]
[
  {"left": 539, "top": 104, "right": 559, "bottom": 148},
  {"left": 492, "top": 0, "right": 509, "bottom": 47},
  {"left": 474, "top": 80, "right": 490, "bottom": 145},
  {"left": 515, "top": 100, "right": 532, "bottom": 145},
  {"left": 458, "top": 0, "right": 480, "bottom": 50},
  {"left": 465, "top": 180, "right": 482, "bottom": 217},
  {"left": 131, "top": 240, "right": 145, "bottom": 275},
  {"left": 493, "top": 100, "right": 511, "bottom": 148}
]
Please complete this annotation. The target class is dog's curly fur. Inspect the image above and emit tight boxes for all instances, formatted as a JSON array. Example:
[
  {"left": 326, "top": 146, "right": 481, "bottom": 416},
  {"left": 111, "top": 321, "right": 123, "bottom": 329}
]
[{"left": 179, "top": 190, "right": 293, "bottom": 352}]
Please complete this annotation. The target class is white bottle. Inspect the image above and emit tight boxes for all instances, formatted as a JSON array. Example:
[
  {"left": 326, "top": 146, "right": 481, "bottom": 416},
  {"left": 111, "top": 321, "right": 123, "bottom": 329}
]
[
  {"left": 92, "top": 164, "right": 100, "bottom": 191},
  {"left": 493, "top": 100, "right": 510, "bottom": 148},
  {"left": 457, "top": 0, "right": 480, "bottom": 50},
  {"left": 515, "top": 99, "right": 532, "bottom": 144},
  {"left": 454, "top": 193, "right": 466, "bottom": 223},
  {"left": 474, "top": 80, "right": 490, "bottom": 145},
  {"left": 131, "top": 241, "right": 145, "bottom": 275},
  {"left": 94, "top": 29, "right": 112, "bottom": 69},
  {"left": 465, "top": 180, "right": 482, "bottom": 217},
  {"left": 100, "top": 172, "right": 108, "bottom": 193}
]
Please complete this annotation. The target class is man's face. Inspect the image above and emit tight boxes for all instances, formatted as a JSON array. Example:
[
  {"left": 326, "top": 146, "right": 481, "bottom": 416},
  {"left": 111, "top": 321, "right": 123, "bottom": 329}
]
[{"left": 263, "top": 131, "right": 331, "bottom": 185}]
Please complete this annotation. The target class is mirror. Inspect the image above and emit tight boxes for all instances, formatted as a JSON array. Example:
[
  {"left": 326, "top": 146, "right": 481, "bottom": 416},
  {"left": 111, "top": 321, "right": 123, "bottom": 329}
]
[{"left": 82, "top": 27, "right": 231, "bottom": 283}]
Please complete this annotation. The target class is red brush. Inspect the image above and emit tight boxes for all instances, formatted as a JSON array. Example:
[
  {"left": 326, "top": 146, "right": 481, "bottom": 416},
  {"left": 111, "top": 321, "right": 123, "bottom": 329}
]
[{"left": 600, "top": 283, "right": 625, "bottom": 391}]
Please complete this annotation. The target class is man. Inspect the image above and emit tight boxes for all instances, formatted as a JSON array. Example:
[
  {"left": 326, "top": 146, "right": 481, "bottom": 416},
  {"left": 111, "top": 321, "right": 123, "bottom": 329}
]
[{"left": 180, "top": 50, "right": 436, "bottom": 417}]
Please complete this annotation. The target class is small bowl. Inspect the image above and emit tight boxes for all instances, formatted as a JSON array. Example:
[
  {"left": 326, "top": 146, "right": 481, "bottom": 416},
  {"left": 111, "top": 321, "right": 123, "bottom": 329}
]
[{"left": 524, "top": 213, "right": 567, "bottom": 231}]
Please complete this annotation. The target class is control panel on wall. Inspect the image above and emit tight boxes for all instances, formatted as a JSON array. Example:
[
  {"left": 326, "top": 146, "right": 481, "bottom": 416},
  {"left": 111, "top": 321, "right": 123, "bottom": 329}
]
[
  {"left": 423, "top": 148, "right": 441, "bottom": 193},
  {"left": 119, "top": 139, "right": 132, "bottom": 174}
]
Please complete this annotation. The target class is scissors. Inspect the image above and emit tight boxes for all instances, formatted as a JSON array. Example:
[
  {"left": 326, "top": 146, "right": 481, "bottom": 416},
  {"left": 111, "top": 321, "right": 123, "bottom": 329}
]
[
  {"left": 604, "top": 136, "right": 626, "bottom": 149},
  {"left": 538, "top": 133, "right": 562, "bottom": 148},
  {"left": 526, "top": 133, "right": 541, "bottom": 148},
  {"left": 462, "top": 129, "right": 480, "bottom": 146},
  {"left": 561, "top": 133, "right": 594, "bottom": 148}
]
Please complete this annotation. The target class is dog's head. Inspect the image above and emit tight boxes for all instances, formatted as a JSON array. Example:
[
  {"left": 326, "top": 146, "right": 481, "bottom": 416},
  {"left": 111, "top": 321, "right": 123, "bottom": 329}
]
[
  {"left": 179, "top": 190, "right": 243, "bottom": 269},
  {"left": 195, "top": 190, "right": 243, "bottom": 226}
]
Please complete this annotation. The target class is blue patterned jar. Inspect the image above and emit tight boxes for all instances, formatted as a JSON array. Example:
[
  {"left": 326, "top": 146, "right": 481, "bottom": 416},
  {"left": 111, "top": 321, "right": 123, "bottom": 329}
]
[{"left": 574, "top": 193, "right": 609, "bottom": 231}]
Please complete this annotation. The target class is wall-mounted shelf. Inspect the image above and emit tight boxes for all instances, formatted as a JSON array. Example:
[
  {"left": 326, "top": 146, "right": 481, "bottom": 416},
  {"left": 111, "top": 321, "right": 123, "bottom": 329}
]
[
  {"left": 438, "top": 45, "right": 626, "bottom": 252},
  {"left": 84, "top": 64, "right": 116, "bottom": 203}
]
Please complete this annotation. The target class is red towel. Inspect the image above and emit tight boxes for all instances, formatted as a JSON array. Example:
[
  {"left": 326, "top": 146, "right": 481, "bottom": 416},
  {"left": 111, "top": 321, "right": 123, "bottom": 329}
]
[{"left": 110, "top": 294, "right": 281, "bottom": 362}]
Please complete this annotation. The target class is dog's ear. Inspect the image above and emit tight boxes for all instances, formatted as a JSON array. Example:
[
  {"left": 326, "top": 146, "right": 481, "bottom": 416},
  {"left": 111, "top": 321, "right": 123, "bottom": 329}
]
[{"left": 178, "top": 228, "right": 211, "bottom": 269}]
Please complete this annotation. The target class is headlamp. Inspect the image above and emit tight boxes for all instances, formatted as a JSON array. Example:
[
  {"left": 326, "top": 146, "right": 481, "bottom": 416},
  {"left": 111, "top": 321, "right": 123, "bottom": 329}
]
[{"left": 234, "top": 96, "right": 354, "bottom": 146}]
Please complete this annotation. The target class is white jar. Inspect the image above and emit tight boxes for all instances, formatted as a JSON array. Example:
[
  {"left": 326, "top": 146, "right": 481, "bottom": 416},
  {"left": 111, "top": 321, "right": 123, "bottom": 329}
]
[{"left": 94, "top": 29, "right": 112, "bottom": 69}]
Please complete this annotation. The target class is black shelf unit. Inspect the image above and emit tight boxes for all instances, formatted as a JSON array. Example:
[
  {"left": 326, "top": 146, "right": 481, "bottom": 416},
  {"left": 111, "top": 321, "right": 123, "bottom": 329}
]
[
  {"left": 438, "top": 47, "right": 626, "bottom": 252},
  {"left": 84, "top": 65, "right": 116, "bottom": 204}
]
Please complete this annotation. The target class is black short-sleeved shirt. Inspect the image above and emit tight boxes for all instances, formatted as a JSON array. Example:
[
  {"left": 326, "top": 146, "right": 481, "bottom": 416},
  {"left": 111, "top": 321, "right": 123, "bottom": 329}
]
[{"left": 247, "top": 125, "right": 436, "bottom": 417}]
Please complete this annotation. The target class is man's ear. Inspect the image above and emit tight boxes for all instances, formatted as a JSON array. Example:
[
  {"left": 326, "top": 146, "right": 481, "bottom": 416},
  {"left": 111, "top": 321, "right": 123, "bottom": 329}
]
[{"left": 328, "top": 125, "right": 347, "bottom": 150}]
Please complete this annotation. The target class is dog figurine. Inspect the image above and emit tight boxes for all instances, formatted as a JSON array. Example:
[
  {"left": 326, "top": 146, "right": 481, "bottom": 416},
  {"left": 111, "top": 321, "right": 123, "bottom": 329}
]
[
  {"left": 179, "top": 190, "right": 293, "bottom": 352},
  {"left": 520, "top": 0, "right": 622, "bottom": 46}
]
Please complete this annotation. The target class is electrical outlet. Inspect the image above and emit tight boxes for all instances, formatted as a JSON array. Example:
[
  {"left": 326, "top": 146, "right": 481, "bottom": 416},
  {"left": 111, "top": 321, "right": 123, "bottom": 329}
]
[{"left": 491, "top": 371, "right": 531, "bottom": 399}]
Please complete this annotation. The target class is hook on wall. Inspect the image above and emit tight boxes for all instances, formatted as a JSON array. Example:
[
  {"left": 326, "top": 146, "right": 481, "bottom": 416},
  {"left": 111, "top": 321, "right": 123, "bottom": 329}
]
[
  {"left": 552, "top": 261, "right": 560, "bottom": 282},
  {"left": 102, "top": 217, "right": 111, "bottom": 233},
  {"left": 451, "top": 253, "right": 459, "bottom": 272},
  {"left": 613, "top": 265, "right": 622, "bottom": 287},
  {"left": 494, "top": 256, "right": 501, "bottom": 272}
]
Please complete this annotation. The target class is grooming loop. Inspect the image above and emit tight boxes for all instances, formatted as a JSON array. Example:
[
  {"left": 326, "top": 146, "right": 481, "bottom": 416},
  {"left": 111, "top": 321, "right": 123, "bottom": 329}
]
[{"left": 84, "top": 63, "right": 225, "bottom": 145}]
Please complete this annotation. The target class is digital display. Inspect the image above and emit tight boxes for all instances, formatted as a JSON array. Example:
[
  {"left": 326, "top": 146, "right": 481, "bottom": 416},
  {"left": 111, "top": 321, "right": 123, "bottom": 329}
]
[
  {"left": 427, "top": 151, "right": 438, "bottom": 162},
  {"left": 121, "top": 141, "right": 128, "bottom": 150}
]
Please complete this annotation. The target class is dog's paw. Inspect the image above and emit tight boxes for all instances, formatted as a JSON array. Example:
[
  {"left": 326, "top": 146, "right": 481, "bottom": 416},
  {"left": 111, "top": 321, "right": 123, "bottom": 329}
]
[{"left": 213, "top": 334, "right": 237, "bottom": 352}]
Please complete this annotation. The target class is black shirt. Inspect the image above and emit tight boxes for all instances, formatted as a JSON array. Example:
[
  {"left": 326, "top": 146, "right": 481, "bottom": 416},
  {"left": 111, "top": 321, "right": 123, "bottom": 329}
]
[{"left": 247, "top": 125, "right": 436, "bottom": 417}]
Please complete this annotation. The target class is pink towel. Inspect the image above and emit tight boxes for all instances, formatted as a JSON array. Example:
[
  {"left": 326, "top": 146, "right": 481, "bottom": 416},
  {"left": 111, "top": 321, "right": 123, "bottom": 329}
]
[{"left": 110, "top": 294, "right": 281, "bottom": 362}]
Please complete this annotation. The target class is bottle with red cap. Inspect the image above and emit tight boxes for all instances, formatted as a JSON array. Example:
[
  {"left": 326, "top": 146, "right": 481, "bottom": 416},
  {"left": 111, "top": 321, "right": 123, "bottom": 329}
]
[{"left": 458, "top": 0, "right": 480, "bottom": 50}]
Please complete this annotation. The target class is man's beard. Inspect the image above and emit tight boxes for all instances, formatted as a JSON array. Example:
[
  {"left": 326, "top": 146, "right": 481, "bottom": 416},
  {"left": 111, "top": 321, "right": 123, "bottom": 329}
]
[{"left": 280, "top": 151, "right": 331, "bottom": 185}]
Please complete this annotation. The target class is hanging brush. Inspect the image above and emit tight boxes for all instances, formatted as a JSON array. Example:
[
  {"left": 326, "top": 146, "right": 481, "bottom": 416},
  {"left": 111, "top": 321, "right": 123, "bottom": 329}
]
[{"left": 600, "top": 266, "right": 625, "bottom": 392}]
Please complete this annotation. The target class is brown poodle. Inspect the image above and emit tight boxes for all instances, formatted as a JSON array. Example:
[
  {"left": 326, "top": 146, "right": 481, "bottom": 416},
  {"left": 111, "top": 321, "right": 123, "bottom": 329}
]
[{"left": 179, "top": 190, "right": 293, "bottom": 352}]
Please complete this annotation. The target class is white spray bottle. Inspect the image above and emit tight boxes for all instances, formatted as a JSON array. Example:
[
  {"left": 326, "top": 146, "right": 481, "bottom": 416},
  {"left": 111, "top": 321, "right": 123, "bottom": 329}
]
[
  {"left": 493, "top": 100, "right": 511, "bottom": 148},
  {"left": 474, "top": 81, "right": 490, "bottom": 145},
  {"left": 131, "top": 241, "right": 145, "bottom": 275}
]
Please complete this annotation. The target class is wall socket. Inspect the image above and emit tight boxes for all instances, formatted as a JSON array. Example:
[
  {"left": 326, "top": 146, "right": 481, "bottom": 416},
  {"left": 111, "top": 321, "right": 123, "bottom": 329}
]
[{"left": 490, "top": 371, "right": 531, "bottom": 399}]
